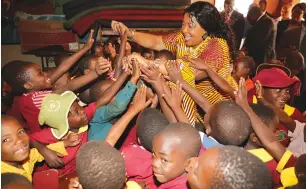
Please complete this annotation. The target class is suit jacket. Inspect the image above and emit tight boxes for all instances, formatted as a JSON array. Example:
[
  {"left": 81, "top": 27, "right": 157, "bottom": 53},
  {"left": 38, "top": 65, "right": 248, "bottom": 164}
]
[
  {"left": 221, "top": 10, "right": 245, "bottom": 50},
  {"left": 244, "top": 14, "right": 276, "bottom": 66},
  {"left": 277, "top": 26, "right": 306, "bottom": 92}
]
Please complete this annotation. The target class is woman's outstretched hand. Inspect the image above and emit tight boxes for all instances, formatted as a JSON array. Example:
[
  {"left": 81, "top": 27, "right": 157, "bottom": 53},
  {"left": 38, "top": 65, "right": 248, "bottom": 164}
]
[{"left": 111, "top": 21, "right": 132, "bottom": 37}]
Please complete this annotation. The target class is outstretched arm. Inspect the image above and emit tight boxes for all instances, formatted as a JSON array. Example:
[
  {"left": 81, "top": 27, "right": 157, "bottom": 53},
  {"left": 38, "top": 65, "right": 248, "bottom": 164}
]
[
  {"left": 235, "top": 78, "right": 286, "bottom": 162},
  {"left": 112, "top": 21, "right": 166, "bottom": 51},
  {"left": 49, "top": 30, "right": 95, "bottom": 84},
  {"left": 114, "top": 29, "right": 128, "bottom": 79}
]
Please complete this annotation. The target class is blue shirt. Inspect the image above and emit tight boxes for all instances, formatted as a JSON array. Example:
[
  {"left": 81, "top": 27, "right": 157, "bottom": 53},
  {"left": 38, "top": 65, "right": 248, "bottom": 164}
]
[
  {"left": 199, "top": 132, "right": 222, "bottom": 149},
  {"left": 88, "top": 81, "right": 137, "bottom": 141}
]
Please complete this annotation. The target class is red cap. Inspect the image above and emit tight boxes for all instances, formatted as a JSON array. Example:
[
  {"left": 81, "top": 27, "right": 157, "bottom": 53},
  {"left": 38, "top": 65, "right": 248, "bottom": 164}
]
[{"left": 253, "top": 68, "right": 301, "bottom": 95}]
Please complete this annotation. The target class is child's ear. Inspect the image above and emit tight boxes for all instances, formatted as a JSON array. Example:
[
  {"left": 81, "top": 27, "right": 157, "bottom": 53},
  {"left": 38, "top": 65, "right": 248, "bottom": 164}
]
[
  {"left": 24, "top": 82, "right": 33, "bottom": 90},
  {"left": 250, "top": 133, "right": 259, "bottom": 143}
]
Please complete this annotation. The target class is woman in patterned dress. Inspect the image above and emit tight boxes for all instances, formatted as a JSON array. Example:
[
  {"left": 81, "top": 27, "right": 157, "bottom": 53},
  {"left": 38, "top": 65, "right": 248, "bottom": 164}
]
[{"left": 111, "top": 2, "right": 237, "bottom": 125}]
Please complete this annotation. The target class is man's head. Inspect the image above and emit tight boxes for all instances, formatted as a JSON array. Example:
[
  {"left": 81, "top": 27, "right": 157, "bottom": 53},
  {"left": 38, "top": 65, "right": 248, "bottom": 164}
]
[
  {"left": 291, "top": 3, "right": 305, "bottom": 23},
  {"left": 281, "top": 4, "right": 292, "bottom": 20},
  {"left": 247, "top": 6, "right": 263, "bottom": 25},
  {"left": 136, "top": 108, "right": 170, "bottom": 152},
  {"left": 284, "top": 51, "right": 305, "bottom": 76},
  {"left": 186, "top": 146, "right": 272, "bottom": 189},
  {"left": 259, "top": 0, "right": 267, "bottom": 12},
  {"left": 232, "top": 56, "right": 255, "bottom": 81},
  {"left": 246, "top": 104, "right": 279, "bottom": 148},
  {"left": 224, "top": 0, "right": 235, "bottom": 15},
  {"left": 1, "top": 173, "right": 33, "bottom": 189},
  {"left": 204, "top": 101, "right": 252, "bottom": 146},
  {"left": 152, "top": 122, "right": 201, "bottom": 184},
  {"left": 76, "top": 141, "right": 126, "bottom": 189}
]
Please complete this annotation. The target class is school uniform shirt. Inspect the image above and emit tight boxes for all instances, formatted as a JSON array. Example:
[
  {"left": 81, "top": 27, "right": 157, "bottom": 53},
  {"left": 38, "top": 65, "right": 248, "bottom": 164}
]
[
  {"left": 248, "top": 148, "right": 281, "bottom": 188},
  {"left": 199, "top": 132, "right": 222, "bottom": 149},
  {"left": 1, "top": 142, "right": 67, "bottom": 182},
  {"left": 121, "top": 143, "right": 158, "bottom": 189},
  {"left": 157, "top": 174, "right": 189, "bottom": 189},
  {"left": 276, "top": 150, "right": 297, "bottom": 189},
  {"left": 7, "top": 96, "right": 28, "bottom": 131},
  {"left": 88, "top": 81, "right": 137, "bottom": 141},
  {"left": 288, "top": 120, "right": 306, "bottom": 158},
  {"left": 30, "top": 126, "right": 88, "bottom": 176},
  {"left": 19, "top": 90, "right": 52, "bottom": 133}
]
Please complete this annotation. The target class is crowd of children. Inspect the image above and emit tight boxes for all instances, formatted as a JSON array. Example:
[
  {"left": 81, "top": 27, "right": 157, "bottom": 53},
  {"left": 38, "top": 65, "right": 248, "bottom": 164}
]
[{"left": 2, "top": 2, "right": 306, "bottom": 189}]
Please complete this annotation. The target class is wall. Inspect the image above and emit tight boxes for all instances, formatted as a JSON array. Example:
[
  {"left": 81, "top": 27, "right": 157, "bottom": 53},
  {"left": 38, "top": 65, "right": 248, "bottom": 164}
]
[{"left": 2, "top": 45, "right": 44, "bottom": 67}]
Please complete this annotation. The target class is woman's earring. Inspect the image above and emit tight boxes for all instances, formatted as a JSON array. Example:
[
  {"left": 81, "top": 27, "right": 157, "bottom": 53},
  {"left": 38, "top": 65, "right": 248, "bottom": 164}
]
[{"left": 202, "top": 32, "right": 208, "bottom": 40}]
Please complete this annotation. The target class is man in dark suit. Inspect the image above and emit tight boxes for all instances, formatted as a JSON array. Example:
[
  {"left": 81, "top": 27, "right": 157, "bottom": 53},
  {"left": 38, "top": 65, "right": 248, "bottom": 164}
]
[
  {"left": 259, "top": 0, "right": 273, "bottom": 18},
  {"left": 221, "top": 0, "right": 245, "bottom": 50},
  {"left": 277, "top": 13, "right": 306, "bottom": 112},
  {"left": 243, "top": 6, "right": 276, "bottom": 69}
]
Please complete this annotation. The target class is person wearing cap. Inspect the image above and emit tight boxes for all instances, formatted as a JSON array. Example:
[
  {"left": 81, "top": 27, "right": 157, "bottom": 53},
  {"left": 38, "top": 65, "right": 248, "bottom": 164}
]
[
  {"left": 249, "top": 64, "right": 305, "bottom": 147},
  {"left": 30, "top": 91, "right": 91, "bottom": 176}
]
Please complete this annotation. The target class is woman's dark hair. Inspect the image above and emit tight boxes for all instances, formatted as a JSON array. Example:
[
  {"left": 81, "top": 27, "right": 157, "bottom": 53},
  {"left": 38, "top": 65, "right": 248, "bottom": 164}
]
[{"left": 185, "top": 1, "right": 236, "bottom": 59}]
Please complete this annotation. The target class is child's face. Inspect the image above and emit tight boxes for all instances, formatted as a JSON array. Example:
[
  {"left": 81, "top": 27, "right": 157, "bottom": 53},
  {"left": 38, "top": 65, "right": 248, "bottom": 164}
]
[
  {"left": 25, "top": 64, "right": 52, "bottom": 91},
  {"left": 68, "top": 101, "right": 88, "bottom": 129},
  {"left": 263, "top": 87, "right": 290, "bottom": 109},
  {"left": 84, "top": 58, "right": 98, "bottom": 75},
  {"left": 185, "top": 148, "right": 219, "bottom": 189},
  {"left": 94, "top": 46, "right": 103, "bottom": 57},
  {"left": 232, "top": 62, "right": 248, "bottom": 80},
  {"left": 152, "top": 133, "right": 187, "bottom": 183},
  {"left": 1, "top": 118, "right": 30, "bottom": 163},
  {"left": 143, "top": 52, "right": 154, "bottom": 60}
]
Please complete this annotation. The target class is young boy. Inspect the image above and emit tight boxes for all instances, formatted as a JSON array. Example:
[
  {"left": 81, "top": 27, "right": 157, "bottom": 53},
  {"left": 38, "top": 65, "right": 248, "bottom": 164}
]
[
  {"left": 121, "top": 108, "right": 170, "bottom": 189},
  {"left": 232, "top": 56, "right": 256, "bottom": 91},
  {"left": 2, "top": 173, "right": 33, "bottom": 189},
  {"left": 1, "top": 116, "right": 69, "bottom": 181},
  {"left": 10, "top": 30, "right": 110, "bottom": 134},
  {"left": 29, "top": 91, "right": 91, "bottom": 176},
  {"left": 235, "top": 77, "right": 298, "bottom": 188},
  {"left": 88, "top": 60, "right": 141, "bottom": 142},
  {"left": 251, "top": 66, "right": 305, "bottom": 147},
  {"left": 185, "top": 146, "right": 273, "bottom": 189},
  {"left": 152, "top": 122, "right": 202, "bottom": 188},
  {"left": 243, "top": 104, "right": 281, "bottom": 187}
]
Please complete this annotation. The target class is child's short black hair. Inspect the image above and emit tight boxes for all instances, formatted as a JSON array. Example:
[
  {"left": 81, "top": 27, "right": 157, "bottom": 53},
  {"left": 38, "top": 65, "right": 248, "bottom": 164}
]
[
  {"left": 89, "top": 79, "right": 114, "bottom": 102},
  {"left": 235, "top": 56, "right": 255, "bottom": 74},
  {"left": 136, "top": 108, "right": 170, "bottom": 152},
  {"left": 156, "top": 50, "right": 175, "bottom": 60},
  {"left": 250, "top": 104, "right": 276, "bottom": 126},
  {"left": 285, "top": 51, "right": 305, "bottom": 73},
  {"left": 158, "top": 122, "right": 201, "bottom": 158},
  {"left": 1, "top": 173, "right": 33, "bottom": 189},
  {"left": 76, "top": 141, "right": 126, "bottom": 189},
  {"left": 210, "top": 101, "right": 251, "bottom": 146},
  {"left": 3, "top": 60, "right": 32, "bottom": 94},
  {"left": 212, "top": 146, "right": 272, "bottom": 189},
  {"left": 78, "top": 54, "right": 96, "bottom": 75}
]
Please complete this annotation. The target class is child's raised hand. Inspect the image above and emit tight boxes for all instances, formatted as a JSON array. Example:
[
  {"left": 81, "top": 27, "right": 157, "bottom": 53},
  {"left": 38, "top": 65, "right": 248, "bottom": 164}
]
[
  {"left": 164, "top": 61, "right": 183, "bottom": 83},
  {"left": 140, "top": 63, "right": 161, "bottom": 84},
  {"left": 234, "top": 77, "right": 249, "bottom": 110},
  {"left": 64, "top": 132, "right": 81, "bottom": 147},
  {"left": 255, "top": 80, "right": 264, "bottom": 99},
  {"left": 162, "top": 81, "right": 184, "bottom": 109},
  {"left": 132, "top": 85, "right": 152, "bottom": 113},
  {"left": 95, "top": 58, "right": 112, "bottom": 75},
  {"left": 130, "top": 60, "right": 141, "bottom": 84},
  {"left": 84, "top": 29, "right": 95, "bottom": 50},
  {"left": 151, "top": 94, "right": 159, "bottom": 108},
  {"left": 69, "top": 177, "right": 83, "bottom": 189},
  {"left": 188, "top": 58, "right": 210, "bottom": 71},
  {"left": 111, "top": 21, "right": 131, "bottom": 37}
]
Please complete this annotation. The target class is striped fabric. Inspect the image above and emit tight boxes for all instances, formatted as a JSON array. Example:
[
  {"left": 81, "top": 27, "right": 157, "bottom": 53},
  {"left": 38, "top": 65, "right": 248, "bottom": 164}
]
[{"left": 163, "top": 32, "right": 238, "bottom": 125}]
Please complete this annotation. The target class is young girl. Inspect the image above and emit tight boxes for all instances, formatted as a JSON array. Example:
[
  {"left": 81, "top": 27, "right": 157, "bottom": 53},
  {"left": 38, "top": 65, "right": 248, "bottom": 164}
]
[{"left": 1, "top": 116, "right": 74, "bottom": 182}]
